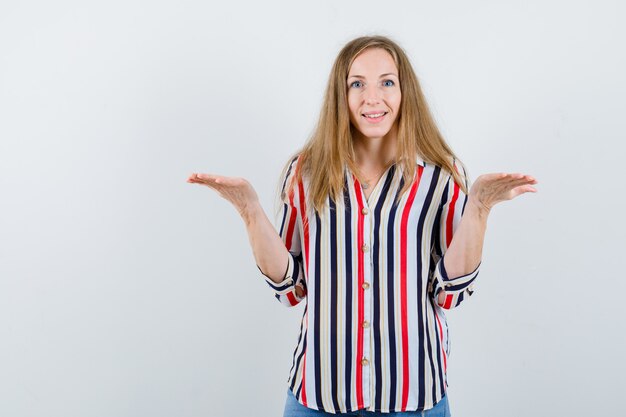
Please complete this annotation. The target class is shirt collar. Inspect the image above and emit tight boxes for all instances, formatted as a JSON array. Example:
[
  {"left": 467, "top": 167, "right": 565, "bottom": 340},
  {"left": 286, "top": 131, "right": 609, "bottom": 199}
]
[{"left": 344, "top": 154, "right": 426, "bottom": 178}]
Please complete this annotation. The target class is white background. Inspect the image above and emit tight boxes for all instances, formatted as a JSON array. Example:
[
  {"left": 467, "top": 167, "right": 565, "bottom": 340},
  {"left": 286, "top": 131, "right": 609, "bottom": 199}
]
[{"left": 1, "top": 1, "right": 624, "bottom": 416}]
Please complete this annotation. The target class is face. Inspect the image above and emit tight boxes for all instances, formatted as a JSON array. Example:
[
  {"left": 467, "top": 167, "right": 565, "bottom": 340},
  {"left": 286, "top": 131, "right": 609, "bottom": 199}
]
[{"left": 346, "top": 47, "right": 401, "bottom": 141}]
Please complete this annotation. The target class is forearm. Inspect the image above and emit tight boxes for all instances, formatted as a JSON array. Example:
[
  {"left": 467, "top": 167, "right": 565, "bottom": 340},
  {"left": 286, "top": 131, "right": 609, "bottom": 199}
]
[
  {"left": 442, "top": 198, "right": 489, "bottom": 278},
  {"left": 241, "top": 201, "right": 290, "bottom": 284}
]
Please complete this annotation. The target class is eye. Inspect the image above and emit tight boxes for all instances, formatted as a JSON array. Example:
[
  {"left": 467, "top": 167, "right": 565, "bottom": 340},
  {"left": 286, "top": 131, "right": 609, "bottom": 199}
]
[
  {"left": 383, "top": 79, "right": 395, "bottom": 87},
  {"left": 349, "top": 80, "right": 363, "bottom": 88}
]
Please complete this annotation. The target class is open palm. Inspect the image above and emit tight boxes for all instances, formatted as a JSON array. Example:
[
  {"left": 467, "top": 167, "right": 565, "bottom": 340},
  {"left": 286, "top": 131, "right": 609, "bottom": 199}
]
[
  {"left": 186, "top": 173, "right": 260, "bottom": 218},
  {"left": 469, "top": 173, "right": 538, "bottom": 212}
]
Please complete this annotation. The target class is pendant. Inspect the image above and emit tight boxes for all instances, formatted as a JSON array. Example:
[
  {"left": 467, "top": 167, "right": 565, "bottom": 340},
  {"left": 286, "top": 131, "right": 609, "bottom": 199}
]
[{"left": 363, "top": 183, "right": 369, "bottom": 189}]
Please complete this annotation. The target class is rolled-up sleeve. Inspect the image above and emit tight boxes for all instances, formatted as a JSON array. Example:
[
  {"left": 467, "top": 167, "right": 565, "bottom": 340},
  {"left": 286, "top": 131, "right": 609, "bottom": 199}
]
[
  {"left": 257, "top": 156, "right": 306, "bottom": 307},
  {"left": 429, "top": 158, "right": 480, "bottom": 310}
]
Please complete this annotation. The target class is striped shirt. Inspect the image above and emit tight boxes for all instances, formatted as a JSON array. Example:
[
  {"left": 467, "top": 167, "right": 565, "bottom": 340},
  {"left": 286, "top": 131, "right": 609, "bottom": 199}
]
[{"left": 257, "top": 154, "right": 481, "bottom": 413}]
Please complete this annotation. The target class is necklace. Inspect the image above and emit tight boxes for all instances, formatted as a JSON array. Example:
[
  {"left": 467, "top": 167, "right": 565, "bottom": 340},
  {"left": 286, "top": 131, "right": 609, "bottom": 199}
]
[{"left": 362, "top": 165, "right": 389, "bottom": 189}]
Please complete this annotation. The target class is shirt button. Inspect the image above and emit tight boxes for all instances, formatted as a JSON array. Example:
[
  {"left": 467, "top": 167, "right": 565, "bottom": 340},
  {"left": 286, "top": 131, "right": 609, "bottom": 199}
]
[
  {"left": 361, "top": 207, "right": 369, "bottom": 215},
  {"left": 361, "top": 358, "right": 369, "bottom": 366},
  {"left": 362, "top": 282, "right": 370, "bottom": 290},
  {"left": 361, "top": 244, "right": 369, "bottom": 252},
  {"left": 362, "top": 321, "right": 370, "bottom": 328}
]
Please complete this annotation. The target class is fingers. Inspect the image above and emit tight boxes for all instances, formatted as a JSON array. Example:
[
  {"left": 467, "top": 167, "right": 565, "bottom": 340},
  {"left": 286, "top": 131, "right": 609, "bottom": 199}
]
[
  {"left": 503, "top": 173, "right": 539, "bottom": 200},
  {"left": 472, "top": 172, "right": 539, "bottom": 209},
  {"left": 500, "top": 177, "right": 538, "bottom": 200},
  {"left": 509, "top": 184, "right": 538, "bottom": 199},
  {"left": 512, "top": 174, "right": 537, "bottom": 184},
  {"left": 483, "top": 173, "right": 538, "bottom": 189},
  {"left": 496, "top": 173, "right": 537, "bottom": 183},
  {"left": 187, "top": 174, "right": 249, "bottom": 191},
  {"left": 186, "top": 175, "right": 224, "bottom": 196},
  {"left": 187, "top": 173, "right": 225, "bottom": 187},
  {"left": 295, "top": 284, "right": 306, "bottom": 298},
  {"left": 187, "top": 174, "right": 251, "bottom": 202},
  {"left": 506, "top": 177, "right": 538, "bottom": 190},
  {"left": 187, "top": 173, "right": 216, "bottom": 182},
  {"left": 516, "top": 184, "right": 538, "bottom": 193}
]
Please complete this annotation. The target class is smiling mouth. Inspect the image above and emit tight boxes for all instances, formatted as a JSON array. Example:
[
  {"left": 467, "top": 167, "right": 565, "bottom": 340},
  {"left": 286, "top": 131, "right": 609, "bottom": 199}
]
[{"left": 362, "top": 112, "right": 388, "bottom": 119}]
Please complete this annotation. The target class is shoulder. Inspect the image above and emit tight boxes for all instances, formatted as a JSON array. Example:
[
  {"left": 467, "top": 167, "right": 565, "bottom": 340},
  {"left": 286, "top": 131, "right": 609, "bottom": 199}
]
[
  {"left": 427, "top": 155, "right": 470, "bottom": 192},
  {"left": 287, "top": 153, "right": 301, "bottom": 173},
  {"left": 423, "top": 155, "right": 465, "bottom": 176},
  {"left": 279, "top": 153, "right": 303, "bottom": 201},
  {"left": 447, "top": 157, "right": 470, "bottom": 195},
  {"left": 451, "top": 157, "right": 468, "bottom": 179}
]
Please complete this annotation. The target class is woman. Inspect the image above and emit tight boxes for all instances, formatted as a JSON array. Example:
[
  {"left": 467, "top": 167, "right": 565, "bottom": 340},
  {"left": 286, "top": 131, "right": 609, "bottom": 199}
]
[{"left": 187, "top": 35, "right": 537, "bottom": 416}]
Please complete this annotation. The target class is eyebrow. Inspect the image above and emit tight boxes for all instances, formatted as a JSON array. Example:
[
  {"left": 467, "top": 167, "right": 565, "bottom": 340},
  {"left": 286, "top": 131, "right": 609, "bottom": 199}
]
[{"left": 347, "top": 73, "right": 398, "bottom": 79}]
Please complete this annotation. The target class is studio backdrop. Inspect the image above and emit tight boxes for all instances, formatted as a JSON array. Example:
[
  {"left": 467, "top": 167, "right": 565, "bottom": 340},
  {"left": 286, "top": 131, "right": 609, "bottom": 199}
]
[{"left": 1, "top": 1, "right": 624, "bottom": 416}]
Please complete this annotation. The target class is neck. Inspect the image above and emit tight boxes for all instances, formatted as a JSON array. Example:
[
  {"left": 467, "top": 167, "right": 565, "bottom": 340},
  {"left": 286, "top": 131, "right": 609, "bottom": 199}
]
[{"left": 352, "top": 124, "right": 398, "bottom": 169}]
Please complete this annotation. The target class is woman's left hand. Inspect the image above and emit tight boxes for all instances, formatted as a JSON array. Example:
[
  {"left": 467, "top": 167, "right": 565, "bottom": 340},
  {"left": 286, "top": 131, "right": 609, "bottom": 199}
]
[{"left": 468, "top": 173, "right": 538, "bottom": 213}]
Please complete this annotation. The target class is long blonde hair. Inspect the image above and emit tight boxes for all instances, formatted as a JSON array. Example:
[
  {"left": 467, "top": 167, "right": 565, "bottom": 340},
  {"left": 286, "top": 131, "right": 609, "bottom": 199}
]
[{"left": 277, "top": 35, "right": 469, "bottom": 215}]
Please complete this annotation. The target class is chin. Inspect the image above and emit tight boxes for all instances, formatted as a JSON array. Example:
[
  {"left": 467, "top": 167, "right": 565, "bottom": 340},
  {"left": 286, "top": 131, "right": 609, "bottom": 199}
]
[{"left": 359, "top": 126, "right": 393, "bottom": 139}]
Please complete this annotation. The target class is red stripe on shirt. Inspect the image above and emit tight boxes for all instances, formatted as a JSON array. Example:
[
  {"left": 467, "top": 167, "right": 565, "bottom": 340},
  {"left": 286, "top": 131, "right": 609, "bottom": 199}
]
[
  {"left": 285, "top": 190, "right": 297, "bottom": 250},
  {"left": 442, "top": 177, "right": 460, "bottom": 312},
  {"left": 399, "top": 168, "right": 422, "bottom": 411},
  {"left": 298, "top": 174, "right": 310, "bottom": 406},
  {"left": 286, "top": 291, "right": 298, "bottom": 306},
  {"left": 298, "top": 180, "right": 310, "bottom": 277},
  {"left": 353, "top": 174, "right": 365, "bottom": 409},
  {"left": 445, "top": 178, "right": 460, "bottom": 247}
]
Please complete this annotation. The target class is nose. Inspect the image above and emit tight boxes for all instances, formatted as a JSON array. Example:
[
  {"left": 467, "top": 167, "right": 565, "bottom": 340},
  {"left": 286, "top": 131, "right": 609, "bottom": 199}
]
[{"left": 364, "top": 84, "right": 382, "bottom": 105}]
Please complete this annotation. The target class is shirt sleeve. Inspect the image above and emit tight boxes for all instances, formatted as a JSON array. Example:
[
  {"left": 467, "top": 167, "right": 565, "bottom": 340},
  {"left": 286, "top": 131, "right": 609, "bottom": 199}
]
[
  {"left": 256, "top": 156, "right": 307, "bottom": 307},
  {"left": 429, "top": 158, "right": 481, "bottom": 310}
]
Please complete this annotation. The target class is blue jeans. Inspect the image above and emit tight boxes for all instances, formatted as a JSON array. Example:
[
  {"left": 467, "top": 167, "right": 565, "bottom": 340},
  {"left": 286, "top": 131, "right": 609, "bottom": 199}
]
[{"left": 283, "top": 388, "right": 451, "bottom": 417}]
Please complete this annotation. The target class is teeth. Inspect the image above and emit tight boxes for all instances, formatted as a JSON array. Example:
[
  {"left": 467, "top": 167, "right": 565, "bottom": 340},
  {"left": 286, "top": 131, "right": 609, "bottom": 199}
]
[{"left": 364, "top": 112, "right": 385, "bottom": 118}]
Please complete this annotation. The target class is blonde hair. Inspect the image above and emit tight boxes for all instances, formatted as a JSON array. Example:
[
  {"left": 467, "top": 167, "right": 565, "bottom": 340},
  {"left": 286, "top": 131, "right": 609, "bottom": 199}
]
[{"left": 277, "top": 35, "right": 469, "bottom": 216}]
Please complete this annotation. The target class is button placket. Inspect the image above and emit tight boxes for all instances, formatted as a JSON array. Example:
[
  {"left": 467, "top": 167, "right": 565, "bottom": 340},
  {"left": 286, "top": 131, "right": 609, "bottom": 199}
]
[{"left": 360, "top": 200, "right": 373, "bottom": 407}]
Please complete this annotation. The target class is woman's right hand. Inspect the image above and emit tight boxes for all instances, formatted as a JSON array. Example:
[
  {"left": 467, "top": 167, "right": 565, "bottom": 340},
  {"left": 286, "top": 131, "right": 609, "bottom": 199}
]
[
  {"left": 188, "top": 171, "right": 304, "bottom": 296},
  {"left": 186, "top": 173, "right": 261, "bottom": 220}
]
